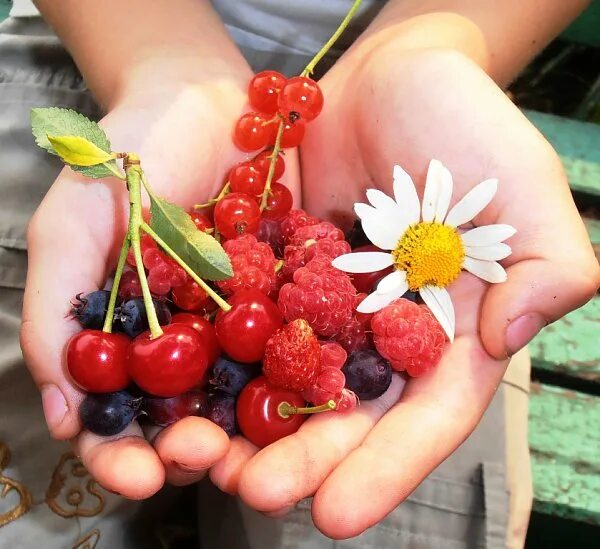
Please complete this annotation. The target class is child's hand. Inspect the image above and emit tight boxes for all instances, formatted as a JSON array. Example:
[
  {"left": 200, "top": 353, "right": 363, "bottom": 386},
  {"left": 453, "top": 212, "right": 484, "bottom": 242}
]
[{"left": 210, "top": 48, "right": 599, "bottom": 537}]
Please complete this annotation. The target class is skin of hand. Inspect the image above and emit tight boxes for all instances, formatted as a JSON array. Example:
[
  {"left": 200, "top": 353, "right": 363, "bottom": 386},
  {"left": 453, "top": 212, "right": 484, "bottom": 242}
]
[
  {"left": 20, "top": 77, "right": 302, "bottom": 498},
  {"left": 209, "top": 45, "right": 600, "bottom": 537}
]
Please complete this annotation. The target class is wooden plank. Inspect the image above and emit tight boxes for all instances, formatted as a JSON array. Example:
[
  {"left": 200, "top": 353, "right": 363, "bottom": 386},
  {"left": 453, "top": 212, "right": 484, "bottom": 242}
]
[
  {"left": 529, "top": 382, "right": 600, "bottom": 524},
  {"left": 561, "top": 0, "right": 600, "bottom": 48},
  {"left": 0, "top": 1, "right": 10, "bottom": 23},
  {"left": 584, "top": 216, "right": 600, "bottom": 263}
]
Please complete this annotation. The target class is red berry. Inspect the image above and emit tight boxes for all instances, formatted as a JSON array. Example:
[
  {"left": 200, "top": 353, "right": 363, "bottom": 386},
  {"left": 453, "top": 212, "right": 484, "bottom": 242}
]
[
  {"left": 317, "top": 366, "right": 346, "bottom": 394},
  {"left": 127, "top": 324, "right": 209, "bottom": 397},
  {"left": 263, "top": 319, "right": 321, "bottom": 392},
  {"left": 143, "top": 390, "right": 207, "bottom": 427},
  {"left": 278, "top": 76, "right": 324, "bottom": 122},
  {"left": 67, "top": 330, "right": 130, "bottom": 393},
  {"left": 229, "top": 162, "right": 266, "bottom": 198},
  {"left": 127, "top": 233, "right": 156, "bottom": 267},
  {"left": 288, "top": 221, "right": 345, "bottom": 247},
  {"left": 282, "top": 238, "right": 350, "bottom": 279},
  {"left": 255, "top": 217, "right": 284, "bottom": 256},
  {"left": 171, "top": 312, "right": 221, "bottom": 366},
  {"left": 236, "top": 376, "right": 306, "bottom": 448},
  {"left": 214, "top": 192, "right": 261, "bottom": 239},
  {"left": 233, "top": 112, "right": 271, "bottom": 151},
  {"left": 335, "top": 388, "right": 358, "bottom": 413},
  {"left": 188, "top": 210, "right": 213, "bottom": 232},
  {"left": 215, "top": 289, "right": 283, "bottom": 363},
  {"left": 280, "top": 209, "right": 319, "bottom": 243},
  {"left": 248, "top": 70, "right": 287, "bottom": 114},
  {"left": 119, "top": 270, "right": 142, "bottom": 299},
  {"left": 147, "top": 262, "right": 173, "bottom": 295},
  {"left": 320, "top": 342, "right": 347, "bottom": 370},
  {"left": 263, "top": 182, "right": 293, "bottom": 220},
  {"left": 254, "top": 150, "right": 285, "bottom": 179},
  {"left": 143, "top": 248, "right": 166, "bottom": 270},
  {"left": 275, "top": 118, "right": 306, "bottom": 148},
  {"left": 171, "top": 278, "right": 211, "bottom": 312},
  {"left": 302, "top": 384, "right": 336, "bottom": 406}
]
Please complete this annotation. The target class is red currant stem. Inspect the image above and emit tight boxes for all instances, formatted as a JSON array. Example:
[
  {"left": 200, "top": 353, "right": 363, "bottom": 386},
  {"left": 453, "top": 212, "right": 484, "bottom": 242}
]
[
  {"left": 275, "top": 259, "right": 284, "bottom": 273},
  {"left": 277, "top": 400, "right": 337, "bottom": 419},
  {"left": 300, "top": 0, "right": 363, "bottom": 77},
  {"left": 140, "top": 222, "right": 232, "bottom": 313},
  {"left": 259, "top": 119, "right": 285, "bottom": 212},
  {"left": 101, "top": 236, "right": 131, "bottom": 333},
  {"left": 194, "top": 183, "right": 230, "bottom": 210}
]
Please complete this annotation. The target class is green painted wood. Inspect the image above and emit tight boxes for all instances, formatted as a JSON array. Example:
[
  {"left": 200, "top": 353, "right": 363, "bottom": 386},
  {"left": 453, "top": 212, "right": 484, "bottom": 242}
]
[
  {"left": 562, "top": 1, "right": 600, "bottom": 48},
  {"left": 0, "top": 1, "right": 10, "bottom": 23},
  {"left": 529, "top": 382, "right": 600, "bottom": 524},
  {"left": 584, "top": 216, "right": 600, "bottom": 263},
  {"left": 530, "top": 295, "right": 600, "bottom": 383},
  {"left": 524, "top": 110, "right": 600, "bottom": 199}
]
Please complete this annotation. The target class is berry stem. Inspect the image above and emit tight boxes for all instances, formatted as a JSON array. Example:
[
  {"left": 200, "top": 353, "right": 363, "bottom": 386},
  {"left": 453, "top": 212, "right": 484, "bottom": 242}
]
[
  {"left": 277, "top": 400, "right": 336, "bottom": 419},
  {"left": 101, "top": 236, "right": 131, "bottom": 333},
  {"left": 259, "top": 119, "right": 285, "bottom": 212},
  {"left": 300, "top": 0, "right": 363, "bottom": 77},
  {"left": 140, "top": 222, "right": 232, "bottom": 313},
  {"left": 194, "top": 183, "right": 230, "bottom": 210}
]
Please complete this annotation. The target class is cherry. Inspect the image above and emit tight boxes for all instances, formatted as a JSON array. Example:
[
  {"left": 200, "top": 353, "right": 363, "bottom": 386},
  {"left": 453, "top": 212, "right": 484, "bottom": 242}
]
[
  {"left": 215, "top": 289, "right": 283, "bottom": 363},
  {"left": 67, "top": 330, "right": 130, "bottom": 393},
  {"left": 248, "top": 70, "right": 287, "bottom": 114},
  {"left": 229, "top": 162, "right": 266, "bottom": 198},
  {"left": 143, "top": 390, "right": 208, "bottom": 427},
  {"left": 278, "top": 76, "right": 324, "bottom": 122},
  {"left": 236, "top": 376, "right": 306, "bottom": 448},
  {"left": 213, "top": 192, "right": 261, "bottom": 239},
  {"left": 272, "top": 118, "right": 306, "bottom": 148},
  {"left": 262, "top": 182, "right": 293, "bottom": 220},
  {"left": 233, "top": 112, "right": 272, "bottom": 151},
  {"left": 127, "top": 324, "right": 209, "bottom": 397},
  {"left": 188, "top": 210, "right": 213, "bottom": 232},
  {"left": 349, "top": 245, "right": 394, "bottom": 294},
  {"left": 171, "top": 278, "right": 211, "bottom": 312},
  {"left": 171, "top": 312, "right": 220, "bottom": 366},
  {"left": 253, "top": 150, "right": 285, "bottom": 179}
]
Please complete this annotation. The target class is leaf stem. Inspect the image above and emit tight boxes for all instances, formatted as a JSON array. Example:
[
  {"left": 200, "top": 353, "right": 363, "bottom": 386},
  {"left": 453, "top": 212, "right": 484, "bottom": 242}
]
[
  {"left": 102, "top": 237, "right": 130, "bottom": 333},
  {"left": 140, "top": 222, "right": 231, "bottom": 313},
  {"left": 300, "top": 0, "right": 363, "bottom": 77},
  {"left": 259, "top": 119, "right": 285, "bottom": 212}
]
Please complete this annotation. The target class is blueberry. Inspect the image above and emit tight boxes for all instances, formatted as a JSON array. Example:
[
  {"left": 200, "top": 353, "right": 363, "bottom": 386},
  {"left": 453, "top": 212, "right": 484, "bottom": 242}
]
[
  {"left": 342, "top": 350, "right": 392, "bottom": 400},
  {"left": 209, "top": 357, "right": 260, "bottom": 396},
  {"left": 204, "top": 393, "right": 237, "bottom": 437},
  {"left": 80, "top": 390, "right": 142, "bottom": 436},
  {"left": 117, "top": 298, "right": 172, "bottom": 338},
  {"left": 71, "top": 290, "right": 113, "bottom": 329},
  {"left": 345, "top": 219, "right": 370, "bottom": 249}
]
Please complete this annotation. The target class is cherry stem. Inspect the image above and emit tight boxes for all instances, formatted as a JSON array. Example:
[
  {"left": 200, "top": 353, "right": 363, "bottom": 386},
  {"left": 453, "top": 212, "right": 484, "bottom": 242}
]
[
  {"left": 259, "top": 118, "right": 285, "bottom": 212},
  {"left": 125, "top": 155, "right": 164, "bottom": 339},
  {"left": 300, "top": 0, "right": 363, "bottom": 77},
  {"left": 140, "top": 222, "right": 232, "bottom": 313},
  {"left": 101, "top": 236, "right": 130, "bottom": 333},
  {"left": 277, "top": 400, "right": 337, "bottom": 419}
]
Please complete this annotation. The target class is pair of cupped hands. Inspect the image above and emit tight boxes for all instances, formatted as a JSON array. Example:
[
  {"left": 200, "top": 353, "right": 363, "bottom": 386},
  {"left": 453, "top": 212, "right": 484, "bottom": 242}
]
[{"left": 20, "top": 41, "right": 598, "bottom": 539}]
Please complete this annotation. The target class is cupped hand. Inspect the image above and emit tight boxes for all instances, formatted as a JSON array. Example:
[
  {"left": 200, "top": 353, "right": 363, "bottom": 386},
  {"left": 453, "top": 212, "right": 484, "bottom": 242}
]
[
  {"left": 211, "top": 47, "right": 599, "bottom": 537},
  {"left": 20, "top": 76, "right": 302, "bottom": 498}
]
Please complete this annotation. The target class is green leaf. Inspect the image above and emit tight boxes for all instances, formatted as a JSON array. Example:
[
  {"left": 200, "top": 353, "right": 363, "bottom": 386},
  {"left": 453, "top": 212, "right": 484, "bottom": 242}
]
[
  {"left": 149, "top": 195, "right": 233, "bottom": 281},
  {"left": 47, "top": 135, "right": 116, "bottom": 166}
]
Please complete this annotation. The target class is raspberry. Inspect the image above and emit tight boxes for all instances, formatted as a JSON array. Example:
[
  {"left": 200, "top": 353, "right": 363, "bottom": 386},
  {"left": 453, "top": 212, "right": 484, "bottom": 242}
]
[
  {"left": 320, "top": 342, "right": 347, "bottom": 370},
  {"left": 280, "top": 209, "right": 319, "bottom": 243},
  {"left": 335, "top": 388, "right": 358, "bottom": 413},
  {"left": 336, "top": 293, "right": 373, "bottom": 353},
  {"left": 217, "top": 234, "right": 277, "bottom": 296},
  {"left": 282, "top": 238, "right": 351, "bottom": 278},
  {"left": 302, "top": 366, "right": 346, "bottom": 405},
  {"left": 255, "top": 217, "right": 284, "bottom": 256},
  {"left": 277, "top": 256, "right": 356, "bottom": 337},
  {"left": 371, "top": 298, "right": 446, "bottom": 377},
  {"left": 263, "top": 319, "right": 321, "bottom": 391},
  {"left": 288, "top": 221, "right": 345, "bottom": 247}
]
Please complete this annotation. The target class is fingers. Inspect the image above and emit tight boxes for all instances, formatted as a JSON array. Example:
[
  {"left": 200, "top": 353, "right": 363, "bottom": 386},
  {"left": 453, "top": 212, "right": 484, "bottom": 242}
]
[
  {"left": 209, "top": 436, "right": 259, "bottom": 495},
  {"left": 153, "top": 417, "right": 230, "bottom": 486},
  {"left": 236, "top": 375, "right": 406, "bottom": 514},
  {"left": 75, "top": 422, "right": 165, "bottom": 499}
]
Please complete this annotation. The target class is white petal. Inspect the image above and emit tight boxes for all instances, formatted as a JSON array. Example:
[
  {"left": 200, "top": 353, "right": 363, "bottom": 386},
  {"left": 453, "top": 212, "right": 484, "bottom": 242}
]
[
  {"left": 354, "top": 203, "right": 400, "bottom": 250},
  {"left": 420, "top": 286, "right": 455, "bottom": 342},
  {"left": 435, "top": 163, "right": 453, "bottom": 223},
  {"left": 463, "top": 257, "right": 508, "bottom": 283},
  {"left": 366, "top": 189, "right": 411, "bottom": 236},
  {"left": 393, "top": 165, "right": 420, "bottom": 224},
  {"left": 461, "top": 224, "right": 517, "bottom": 246},
  {"left": 465, "top": 243, "right": 512, "bottom": 261},
  {"left": 332, "top": 252, "right": 394, "bottom": 273},
  {"left": 445, "top": 178, "right": 498, "bottom": 227},
  {"left": 357, "top": 285, "right": 407, "bottom": 314},
  {"left": 376, "top": 270, "right": 408, "bottom": 295},
  {"left": 422, "top": 159, "right": 450, "bottom": 223}
]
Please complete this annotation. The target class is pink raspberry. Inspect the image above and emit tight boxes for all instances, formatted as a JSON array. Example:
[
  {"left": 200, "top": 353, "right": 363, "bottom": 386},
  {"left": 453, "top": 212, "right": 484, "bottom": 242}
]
[
  {"left": 302, "top": 366, "right": 346, "bottom": 405},
  {"left": 336, "top": 294, "right": 373, "bottom": 353},
  {"left": 371, "top": 298, "right": 446, "bottom": 377},
  {"left": 320, "top": 342, "right": 347, "bottom": 369},
  {"left": 288, "top": 221, "right": 345, "bottom": 247},
  {"left": 217, "top": 234, "right": 277, "bottom": 296},
  {"left": 277, "top": 256, "right": 356, "bottom": 337},
  {"left": 282, "top": 238, "right": 351, "bottom": 278},
  {"left": 280, "top": 209, "right": 319, "bottom": 243}
]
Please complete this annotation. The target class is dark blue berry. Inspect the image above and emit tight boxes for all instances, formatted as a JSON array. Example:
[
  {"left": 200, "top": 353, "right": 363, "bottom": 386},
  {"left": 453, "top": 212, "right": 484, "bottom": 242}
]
[
  {"left": 71, "top": 290, "right": 113, "bottom": 329},
  {"left": 346, "top": 219, "right": 370, "bottom": 249},
  {"left": 204, "top": 393, "right": 237, "bottom": 437},
  {"left": 209, "top": 357, "right": 260, "bottom": 396},
  {"left": 342, "top": 350, "right": 392, "bottom": 400},
  {"left": 116, "top": 298, "right": 172, "bottom": 338},
  {"left": 80, "top": 390, "right": 142, "bottom": 436}
]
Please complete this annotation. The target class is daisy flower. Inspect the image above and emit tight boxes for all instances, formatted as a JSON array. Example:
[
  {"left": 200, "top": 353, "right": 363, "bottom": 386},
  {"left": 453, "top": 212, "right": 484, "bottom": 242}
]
[{"left": 332, "top": 160, "right": 516, "bottom": 342}]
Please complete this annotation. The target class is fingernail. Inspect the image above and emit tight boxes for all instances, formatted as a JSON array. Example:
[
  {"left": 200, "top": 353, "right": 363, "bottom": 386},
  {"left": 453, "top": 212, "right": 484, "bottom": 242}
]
[
  {"left": 175, "top": 462, "right": 203, "bottom": 474},
  {"left": 41, "top": 384, "right": 68, "bottom": 430},
  {"left": 506, "top": 313, "right": 546, "bottom": 356}
]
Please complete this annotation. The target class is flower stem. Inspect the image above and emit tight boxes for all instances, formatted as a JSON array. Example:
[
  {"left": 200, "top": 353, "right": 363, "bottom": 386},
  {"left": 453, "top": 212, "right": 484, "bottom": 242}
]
[
  {"left": 140, "top": 222, "right": 231, "bottom": 313},
  {"left": 259, "top": 119, "right": 285, "bottom": 212},
  {"left": 278, "top": 400, "right": 337, "bottom": 419},
  {"left": 125, "top": 155, "right": 163, "bottom": 339},
  {"left": 300, "top": 0, "right": 363, "bottom": 77},
  {"left": 102, "top": 237, "right": 130, "bottom": 333}
]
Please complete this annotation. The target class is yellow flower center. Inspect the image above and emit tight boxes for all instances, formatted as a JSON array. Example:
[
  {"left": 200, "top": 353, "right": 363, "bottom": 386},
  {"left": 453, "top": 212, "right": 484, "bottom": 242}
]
[{"left": 392, "top": 222, "right": 464, "bottom": 291}]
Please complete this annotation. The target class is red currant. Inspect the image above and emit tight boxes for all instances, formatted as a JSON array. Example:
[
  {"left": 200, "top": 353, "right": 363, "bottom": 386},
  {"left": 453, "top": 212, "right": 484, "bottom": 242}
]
[
  {"left": 188, "top": 210, "right": 214, "bottom": 232},
  {"left": 229, "top": 162, "right": 266, "bottom": 198},
  {"left": 171, "top": 312, "right": 221, "bottom": 366},
  {"left": 119, "top": 270, "right": 142, "bottom": 299},
  {"left": 213, "top": 192, "right": 261, "bottom": 239},
  {"left": 233, "top": 112, "right": 271, "bottom": 152},
  {"left": 248, "top": 70, "right": 287, "bottom": 114},
  {"left": 171, "top": 278, "right": 211, "bottom": 312},
  {"left": 278, "top": 76, "right": 324, "bottom": 122},
  {"left": 273, "top": 118, "right": 306, "bottom": 148},
  {"left": 254, "top": 150, "right": 285, "bottom": 179},
  {"left": 127, "top": 324, "right": 209, "bottom": 397},
  {"left": 215, "top": 289, "right": 283, "bottom": 363},
  {"left": 262, "top": 182, "right": 293, "bottom": 220},
  {"left": 236, "top": 376, "right": 306, "bottom": 448},
  {"left": 67, "top": 330, "right": 130, "bottom": 393}
]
